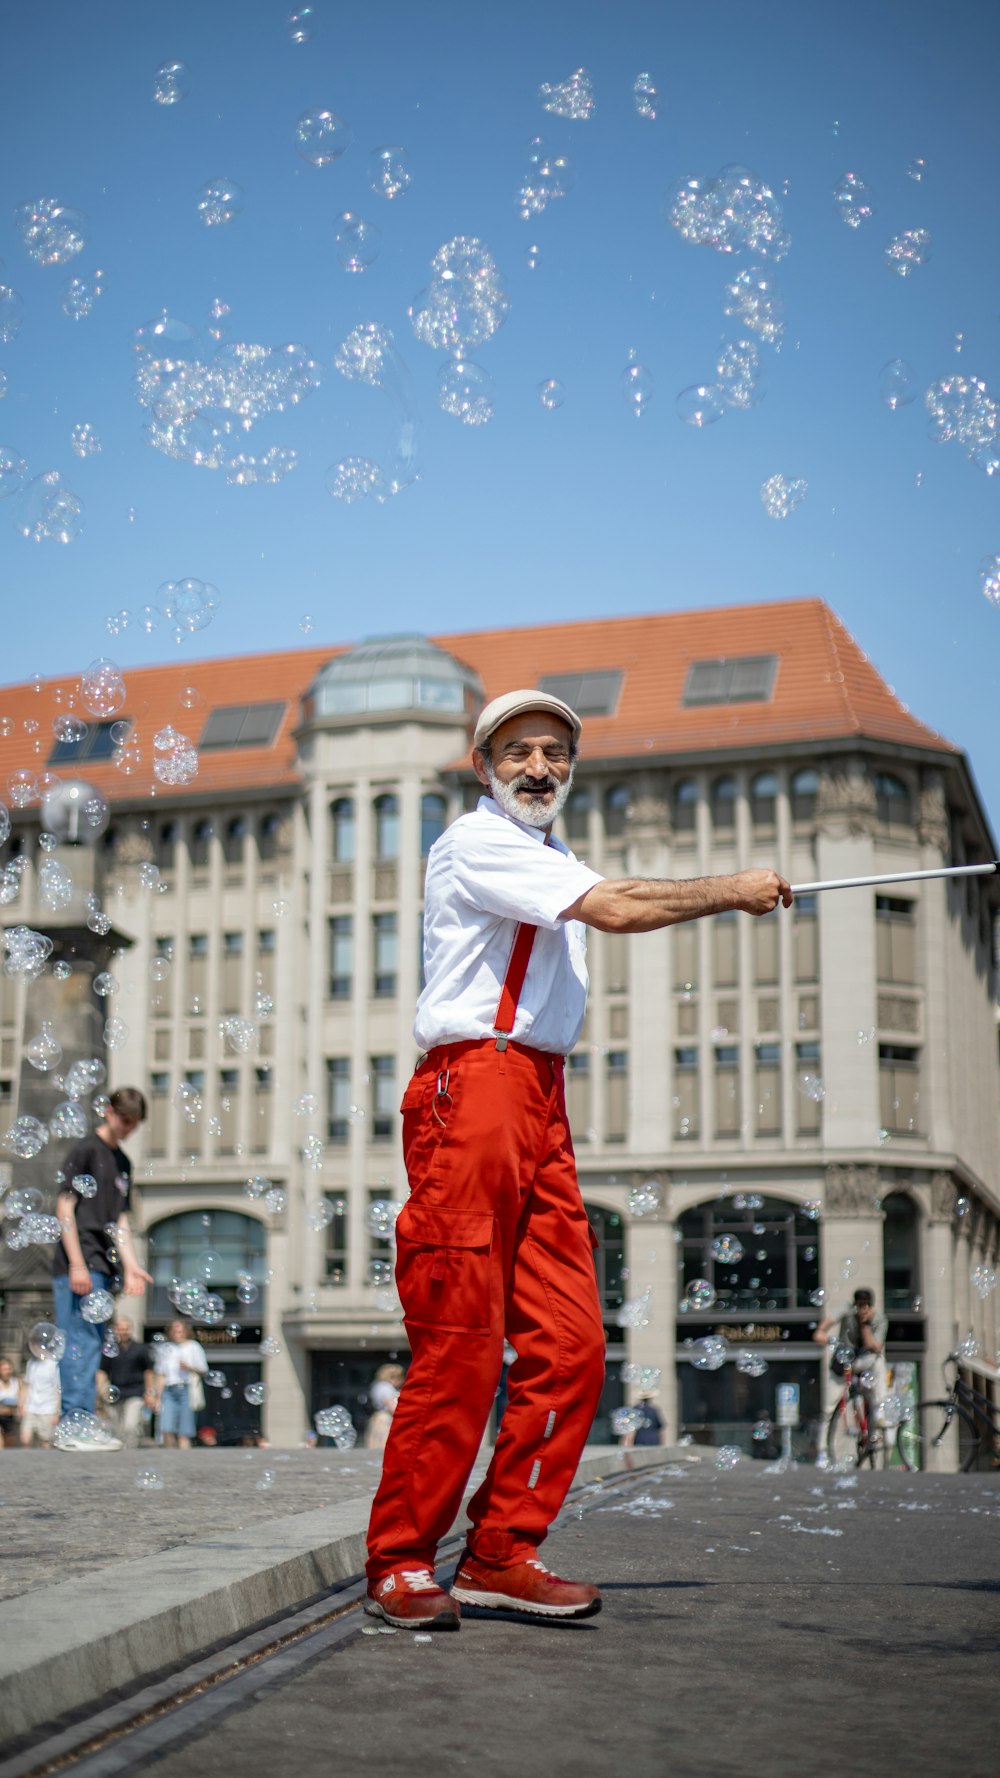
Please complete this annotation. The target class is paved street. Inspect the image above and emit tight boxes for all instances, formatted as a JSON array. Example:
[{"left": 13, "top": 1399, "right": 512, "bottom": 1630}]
[{"left": 55, "top": 1462, "right": 1000, "bottom": 1778}]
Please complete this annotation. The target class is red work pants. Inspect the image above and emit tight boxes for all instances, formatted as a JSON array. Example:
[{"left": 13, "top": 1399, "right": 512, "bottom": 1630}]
[{"left": 365, "top": 1039, "right": 606, "bottom": 1581}]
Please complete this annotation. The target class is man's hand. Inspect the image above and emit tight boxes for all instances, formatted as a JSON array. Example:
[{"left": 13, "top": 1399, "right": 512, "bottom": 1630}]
[
  {"left": 69, "top": 1262, "right": 92, "bottom": 1295},
  {"left": 122, "top": 1265, "right": 153, "bottom": 1297},
  {"left": 729, "top": 869, "right": 793, "bottom": 916}
]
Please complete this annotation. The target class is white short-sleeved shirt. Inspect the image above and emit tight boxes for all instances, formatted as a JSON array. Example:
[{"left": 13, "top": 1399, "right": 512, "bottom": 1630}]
[
  {"left": 413, "top": 795, "right": 604, "bottom": 1056},
  {"left": 24, "top": 1357, "right": 60, "bottom": 1416},
  {"left": 156, "top": 1340, "right": 208, "bottom": 1387}
]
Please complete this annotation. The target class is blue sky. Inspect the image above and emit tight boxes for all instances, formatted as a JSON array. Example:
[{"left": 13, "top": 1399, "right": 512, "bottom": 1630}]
[{"left": 1, "top": 0, "right": 998, "bottom": 831}]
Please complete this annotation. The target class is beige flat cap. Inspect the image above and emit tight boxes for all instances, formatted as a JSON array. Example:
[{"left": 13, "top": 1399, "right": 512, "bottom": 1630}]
[{"left": 473, "top": 688, "right": 583, "bottom": 750}]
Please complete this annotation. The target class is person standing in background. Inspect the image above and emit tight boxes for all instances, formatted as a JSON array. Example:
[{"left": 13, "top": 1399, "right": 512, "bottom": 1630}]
[
  {"left": 52, "top": 1087, "right": 152, "bottom": 1450},
  {"left": 155, "top": 1318, "right": 208, "bottom": 1449},
  {"left": 99, "top": 1316, "right": 154, "bottom": 1448},
  {"left": 0, "top": 1357, "right": 21, "bottom": 1448},
  {"left": 19, "top": 1350, "right": 60, "bottom": 1447}
]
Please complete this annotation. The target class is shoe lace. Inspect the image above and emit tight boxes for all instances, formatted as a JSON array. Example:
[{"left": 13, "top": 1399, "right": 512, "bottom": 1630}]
[
  {"left": 400, "top": 1567, "right": 438, "bottom": 1591},
  {"left": 527, "top": 1558, "right": 554, "bottom": 1577}
]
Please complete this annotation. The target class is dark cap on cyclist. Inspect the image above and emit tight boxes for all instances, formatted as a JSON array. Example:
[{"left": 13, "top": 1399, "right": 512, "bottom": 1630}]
[{"left": 853, "top": 1287, "right": 875, "bottom": 1306}]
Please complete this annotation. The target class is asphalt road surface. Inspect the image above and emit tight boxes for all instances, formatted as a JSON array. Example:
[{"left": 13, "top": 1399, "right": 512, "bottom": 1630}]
[{"left": 53, "top": 1463, "right": 1000, "bottom": 1778}]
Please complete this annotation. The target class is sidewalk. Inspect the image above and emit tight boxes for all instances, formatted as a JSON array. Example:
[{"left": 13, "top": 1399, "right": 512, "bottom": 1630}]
[{"left": 0, "top": 1442, "right": 685, "bottom": 1743}]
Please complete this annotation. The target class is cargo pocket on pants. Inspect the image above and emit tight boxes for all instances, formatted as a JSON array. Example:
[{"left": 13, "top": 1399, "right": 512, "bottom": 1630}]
[{"left": 394, "top": 1206, "right": 495, "bottom": 1333}]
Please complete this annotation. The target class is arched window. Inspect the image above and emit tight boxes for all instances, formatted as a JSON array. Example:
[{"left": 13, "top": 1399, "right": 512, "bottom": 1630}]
[
  {"left": 875, "top": 773, "right": 912, "bottom": 830},
  {"left": 672, "top": 778, "right": 698, "bottom": 835},
  {"left": 582, "top": 1203, "right": 624, "bottom": 1313},
  {"left": 564, "top": 786, "right": 592, "bottom": 844},
  {"left": 258, "top": 811, "right": 283, "bottom": 862},
  {"left": 223, "top": 815, "right": 247, "bottom": 864},
  {"left": 677, "top": 1195, "right": 821, "bottom": 1312},
  {"left": 604, "top": 784, "right": 632, "bottom": 840},
  {"left": 155, "top": 822, "right": 178, "bottom": 868},
  {"left": 146, "top": 1210, "right": 267, "bottom": 1326},
  {"left": 749, "top": 771, "right": 778, "bottom": 828},
  {"left": 374, "top": 793, "right": 400, "bottom": 861},
  {"left": 190, "top": 819, "right": 213, "bottom": 870},
  {"left": 331, "top": 797, "right": 355, "bottom": 864},
  {"left": 711, "top": 775, "right": 737, "bottom": 831},
  {"left": 420, "top": 793, "right": 447, "bottom": 856},
  {"left": 883, "top": 1193, "right": 921, "bottom": 1311},
  {"left": 790, "top": 768, "right": 819, "bottom": 822}
]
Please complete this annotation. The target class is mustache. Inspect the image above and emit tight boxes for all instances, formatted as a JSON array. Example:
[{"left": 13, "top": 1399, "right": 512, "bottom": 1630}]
[{"left": 512, "top": 774, "right": 557, "bottom": 794}]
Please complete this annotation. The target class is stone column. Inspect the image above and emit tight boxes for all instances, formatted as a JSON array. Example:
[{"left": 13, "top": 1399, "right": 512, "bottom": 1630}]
[
  {"left": 815, "top": 760, "right": 880, "bottom": 1148},
  {"left": 923, "top": 1173, "right": 960, "bottom": 1471},
  {"left": 622, "top": 1184, "right": 676, "bottom": 1440},
  {"left": 625, "top": 782, "right": 670, "bottom": 1154},
  {"left": 819, "top": 1163, "right": 882, "bottom": 1414}
]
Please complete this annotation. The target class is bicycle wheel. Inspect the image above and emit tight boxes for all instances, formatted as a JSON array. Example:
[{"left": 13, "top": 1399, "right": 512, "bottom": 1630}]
[
  {"left": 827, "top": 1395, "right": 865, "bottom": 1468},
  {"left": 896, "top": 1400, "right": 981, "bottom": 1473}
]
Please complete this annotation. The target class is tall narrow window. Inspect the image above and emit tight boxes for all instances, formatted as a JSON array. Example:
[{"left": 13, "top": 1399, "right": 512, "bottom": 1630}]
[
  {"left": 749, "top": 771, "right": 777, "bottom": 831},
  {"left": 875, "top": 773, "right": 912, "bottom": 834},
  {"left": 374, "top": 793, "right": 400, "bottom": 861},
  {"left": 327, "top": 1057, "right": 350, "bottom": 1143},
  {"left": 673, "top": 1047, "right": 699, "bottom": 1140},
  {"left": 714, "top": 1045, "right": 740, "bottom": 1136},
  {"left": 218, "top": 1069, "right": 240, "bottom": 1154},
  {"left": 672, "top": 778, "right": 698, "bottom": 835},
  {"left": 324, "top": 1193, "right": 348, "bottom": 1284},
  {"left": 605, "top": 1050, "right": 628, "bottom": 1142},
  {"left": 673, "top": 922, "right": 699, "bottom": 991},
  {"left": 604, "top": 785, "right": 631, "bottom": 840},
  {"left": 790, "top": 768, "right": 818, "bottom": 822},
  {"left": 755, "top": 1042, "right": 782, "bottom": 1135},
  {"left": 793, "top": 894, "right": 818, "bottom": 982},
  {"left": 331, "top": 798, "right": 355, "bottom": 864},
  {"left": 753, "top": 909, "right": 779, "bottom": 985},
  {"left": 710, "top": 776, "right": 737, "bottom": 833},
  {"left": 370, "top": 1055, "right": 396, "bottom": 1139},
  {"left": 252, "top": 1066, "right": 272, "bottom": 1153},
  {"left": 564, "top": 786, "right": 592, "bottom": 844},
  {"left": 420, "top": 793, "right": 447, "bottom": 855},
  {"left": 188, "top": 934, "right": 208, "bottom": 1009},
  {"left": 222, "top": 931, "right": 243, "bottom": 1013},
  {"left": 256, "top": 929, "right": 276, "bottom": 998},
  {"left": 879, "top": 1044, "right": 920, "bottom": 1135},
  {"left": 149, "top": 1073, "right": 170, "bottom": 1157},
  {"left": 190, "top": 818, "right": 213, "bottom": 871},
  {"left": 876, "top": 896, "right": 916, "bottom": 984},
  {"left": 373, "top": 913, "right": 398, "bottom": 997},
  {"left": 712, "top": 910, "right": 739, "bottom": 987},
  {"left": 566, "top": 1051, "right": 591, "bottom": 1138},
  {"left": 329, "top": 916, "right": 353, "bottom": 999},
  {"left": 795, "top": 1041, "right": 822, "bottom": 1135}
]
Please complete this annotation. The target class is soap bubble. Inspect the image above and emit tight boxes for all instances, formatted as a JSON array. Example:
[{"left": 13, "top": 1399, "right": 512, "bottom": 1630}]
[
  {"left": 197, "top": 179, "right": 244, "bottom": 227},
  {"left": 153, "top": 61, "right": 190, "bottom": 104},
  {"left": 925, "top": 373, "right": 999, "bottom": 473},
  {"left": 39, "top": 858, "right": 73, "bottom": 911},
  {"left": 29, "top": 1321, "right": 66, "bottom": 1360},
  {"left": 25, "top": 1025, "right": 62, "bottom": 1071},
  {"left": 0, "top": 445, "right": 28, "bottom": 500},
  {"left": 715, "top": 1444, "right": 742, "bottom": 1470},
  {"left": 16, "top": 197, "right": 87, "bottom": 266},
  {"left": 885, "top": 229, "right": 931, "bottom": 277},
  {"left": 622, "top": 356, "right": 654, "bottom": 417},
  {"left": 287, "top": 7, "right": 314, "bottom": 42},
  {"left": 153, "top": 725, "right": 198, "bottom": 786},
  {"left": 16, "top": 472, "right": 84, "bottom": 543},
  {"left": 802, "top": 1198, "right": 822, "bottom": 1220},
  {"left": 73, "top": 1174, "right": 98, "bottom": 1198},
  {"left": 879, "top": 359, "right": 918, "bottom": 410},
  {"left": 797, "top": 1072, "right": 826, "bottom": 1101},
  {"left": 243, "top": 1174, "right": 270, "bottom": 1200},
  {"left": 2, "top": 1115, "right": 49, "bottom": 1158},
  {"left": 81, "top": 1288, "right": 115, "bottom": 1324},
  {"left": 54, "top": 1410, "right": 118, "bottom": 1449},
  {"left": 723, "top": 267, "right": 785, "bottom": 343},
  {"left": 684, "top": 1278, "right": 716, "bottom": 1310},
  {"left": 611, "top": 1406, "right": 646, "bottom": 1436},
  {"left": 833, "top": 172, "right": 875, "bottom": 228},
  {"left": 908, "top": 158, "right": 926, "bottom": 181},
  {"left": 676, "top": 384, "right": 724, "bottom": 427},
  {"left": 61, "top": 268, "right": 105, "bottom": 320},
  {"left": 315, "top": 1404, "right": 356, "bottom": 1447},
  {"left": 0, "top": 284, "right": 25, "bottom": 343},
  {"left": 761, "top": 473, "right": 807, "bottom": 519},
  {"left": 71, "top": 423, "right": 101, "bottom": 457},
  {"left": 221, "top": 1016, "right": 257, "bottom": 1054},
  {"left": 716, "top": 339, "right": 766, "bottom": 409},
  {"left": 256, "top": 1469, "right": 276, "bottom": 1491},
  {"left": 327, "top": 457, "right": 386, "bottom": 503},
  {"left": 690, "top": 1336, "right": 728, "bottom": 1371},
  {"left": 157, "top": 578, "right": 220, "bottom": 635},
  {"left": 237, "top": 1279, "right": 259, "bottom": 1304},
  {"left": 735, "top": 1350, "right": 768, "bottom": 1377},
  {"left": 368, "top": 1199, "right": 401, "bottom": 1237},
  {"left": 616, "top": 1289, "right": 652, "bottom": 1329},
  {"left": 53, "top": 712, "right": 86, "bottom": 745},
  {"left": 539, "top": 66, "right": 594, "bottom": 121},
  {"left": 633, "top": 72, "right": 657, "bottom": 120},
  {"left": 333, "top": 212, "right": 380, "bottom": 273},
  {"left": 244, "top": 1381, "right": 267, "bottom": 1405},
  {"left": 516, "top": 138, "right": 574, "bottom": 220},
  {"left": 50, "top": 1100, "right": 88, "bottom": 1139},
  {"left": 332, "top": 321, "right": 419, "bottom": 499},
  {"left": 971, "top": 1264, "right": 997, "bottom": 1299},
  {"left": 369, "top": 146, "right": 412, "bottom": 200},
  {"left": 438, "top": 359, "right": 494, "bottom": 426},
  {"left": 666, "top": 166, "right": 789, "bottom": 260},
  {"left": 80, "top": 658, "right": 126, "bottom": 718},
  {"left": 957, "top": 1331, "right": 979, "bottom": 1359},
  {"left": 4, "top": 1186, "right": 43, "bottom": 1217},
  {"left": 260, "top": 1335, "right": 282, "bottom": 1357},
  {"left": 979, "top": 555, "right": 1000, "bottom": 605},
  {"left": 628, "top": 1181, "right": 662, "bottom": 1217},
  {"left": 752, "top": 1417, "right": 772, "bottom": 1441},
  {"left": 409, "top": 238, "right": 509, "bottom": 354},
  {"left": 136, "top": 1467, "right": 165, "bottom": 1489},
  {"left": 711, "top": 1234, "right": 744, "bottom": 1265},
  {"left": 538, "top": 378, "right": 565, "bottom": 410},
  {"left": 295, "top": 109, "right": 351, "bottom": 166}
]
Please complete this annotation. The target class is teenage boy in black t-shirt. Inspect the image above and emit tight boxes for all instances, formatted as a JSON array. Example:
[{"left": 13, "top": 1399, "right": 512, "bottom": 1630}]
[{"left": 52, "top": 1087, "right": 152, "bottom": 1450}]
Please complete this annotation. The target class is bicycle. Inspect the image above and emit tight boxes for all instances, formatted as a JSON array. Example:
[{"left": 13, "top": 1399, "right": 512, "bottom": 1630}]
[
  {"left": 896, "top": 1351, "right": 1000, "bottom": 1473},
  {"left": 825, "top": 1366, "right": 897, "bottom": 1469}
]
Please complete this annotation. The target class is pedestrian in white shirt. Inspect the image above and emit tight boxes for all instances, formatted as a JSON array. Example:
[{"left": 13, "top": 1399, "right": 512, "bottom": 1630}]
[
  {"left": 155, "top": 1318, "right": 208, "bottom": 1448},
  {"left": 364, "top": 688, "right": 792, "bottom": 1632},
  {"left": 20, "top": 1355, "right": 60, "bottom": 1447}
]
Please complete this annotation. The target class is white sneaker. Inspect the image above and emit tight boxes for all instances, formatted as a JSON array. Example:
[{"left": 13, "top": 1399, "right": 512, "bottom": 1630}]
[{"left": 56, "top": 1434, "right": 123, "bottom": 1451}]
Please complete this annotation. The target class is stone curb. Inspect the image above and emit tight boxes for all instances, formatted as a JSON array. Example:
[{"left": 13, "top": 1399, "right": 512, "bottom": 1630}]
[{"left": 0, "top": 1445, "right": 692, "bottom": 1744}]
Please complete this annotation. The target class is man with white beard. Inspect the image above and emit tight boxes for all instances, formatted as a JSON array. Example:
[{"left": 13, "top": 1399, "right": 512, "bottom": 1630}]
[{"left": 364, "top": 689, "right": 791, "bottom": 1631}]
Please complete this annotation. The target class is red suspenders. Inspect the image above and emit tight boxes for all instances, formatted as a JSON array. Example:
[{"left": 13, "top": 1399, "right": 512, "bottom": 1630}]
[{"left": 492, "top": 831, "right": 551, "bottom": 1052}]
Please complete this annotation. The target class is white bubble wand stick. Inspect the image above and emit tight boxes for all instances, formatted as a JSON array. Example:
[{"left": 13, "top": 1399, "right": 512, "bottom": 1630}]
[{"left": 789, "top": 860, "right": 999, "bottom": 895}]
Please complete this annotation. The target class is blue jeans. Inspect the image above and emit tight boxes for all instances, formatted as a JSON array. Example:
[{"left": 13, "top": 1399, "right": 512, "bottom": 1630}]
[{"left": 53, "top": 1270, "right": 111, "bottom": 1418}]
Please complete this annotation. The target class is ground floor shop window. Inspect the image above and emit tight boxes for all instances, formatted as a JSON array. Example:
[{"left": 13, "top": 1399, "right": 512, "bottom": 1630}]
[
  {"left": 678, "top": 1357, "right": 823, "bottom": 1459},
  {"left": 677, "top": 1194, "right": 821, "bottom": 1311}
]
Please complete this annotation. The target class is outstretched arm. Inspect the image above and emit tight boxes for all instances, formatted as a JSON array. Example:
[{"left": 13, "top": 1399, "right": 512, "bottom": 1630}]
[{"left": 562, "top": 869, "right": 792, "bottom": 933}]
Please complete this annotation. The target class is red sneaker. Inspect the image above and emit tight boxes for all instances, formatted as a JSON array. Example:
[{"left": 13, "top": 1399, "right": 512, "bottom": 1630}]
[
  {"left": 450, "top": 1553, "right": 601, "bottom": 1620},
  {"left": 364, "top": 1567, "right": 461, "bottom": 1630}
]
